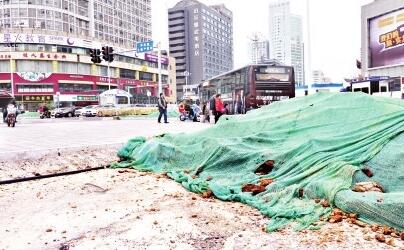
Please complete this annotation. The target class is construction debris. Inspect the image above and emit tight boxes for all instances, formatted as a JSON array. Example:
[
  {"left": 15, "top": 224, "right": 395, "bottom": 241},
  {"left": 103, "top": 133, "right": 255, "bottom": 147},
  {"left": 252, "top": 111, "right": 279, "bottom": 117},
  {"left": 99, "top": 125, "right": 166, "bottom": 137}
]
[{"left": 352, "top": 182, "right": 384, "bottom": 193}]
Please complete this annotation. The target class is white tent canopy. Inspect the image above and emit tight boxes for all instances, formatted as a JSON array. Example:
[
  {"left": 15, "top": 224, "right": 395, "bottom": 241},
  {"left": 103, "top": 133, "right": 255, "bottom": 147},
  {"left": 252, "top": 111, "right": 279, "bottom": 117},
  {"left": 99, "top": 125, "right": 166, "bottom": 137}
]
[{"left": 99, "top": 89, "right": 133, "bottom": 106}]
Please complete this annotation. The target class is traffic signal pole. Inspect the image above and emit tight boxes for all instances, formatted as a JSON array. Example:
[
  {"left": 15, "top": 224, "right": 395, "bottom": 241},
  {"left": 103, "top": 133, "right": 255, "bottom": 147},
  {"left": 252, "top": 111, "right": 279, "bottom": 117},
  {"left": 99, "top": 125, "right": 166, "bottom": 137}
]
[{"left": 107, "top": 61, "right": 110, "bottom": 90}]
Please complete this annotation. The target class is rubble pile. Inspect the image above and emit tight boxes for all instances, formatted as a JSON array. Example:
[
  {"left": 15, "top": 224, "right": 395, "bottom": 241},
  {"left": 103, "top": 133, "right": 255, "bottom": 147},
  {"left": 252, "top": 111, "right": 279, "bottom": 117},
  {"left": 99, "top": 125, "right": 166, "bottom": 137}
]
[{"left": 114, "top": 93, "right": 404, "bottom": 232}]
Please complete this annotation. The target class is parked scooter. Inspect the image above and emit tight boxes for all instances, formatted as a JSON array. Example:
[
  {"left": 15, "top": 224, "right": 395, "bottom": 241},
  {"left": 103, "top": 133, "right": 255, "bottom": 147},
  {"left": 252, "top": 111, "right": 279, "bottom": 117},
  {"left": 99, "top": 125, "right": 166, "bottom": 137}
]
[
  {"left": 40, "top": 110, "right": 51, "bottom": 119},
  {"left": 6, "top": 113, "right": 16, "bottom": 127}
]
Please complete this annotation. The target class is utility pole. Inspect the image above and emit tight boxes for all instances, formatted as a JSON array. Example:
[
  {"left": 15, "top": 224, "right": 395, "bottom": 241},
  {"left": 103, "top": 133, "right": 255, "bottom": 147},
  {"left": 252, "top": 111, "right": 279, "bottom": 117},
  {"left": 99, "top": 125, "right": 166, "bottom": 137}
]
[
  {"left": 306, "top": 0, "right": 312, "bottom": 93},
  {"left": 9, "top": 37, "right": 17, "bottom": 97},
  {"left": 183, "top": 71, "right": 190, "bottom": 98},
  {"left": 107, "top": 61, "right": 111, "bottom": 90},
  {"left": 157, "top": 42, "right": 162, "bottom": 95}
]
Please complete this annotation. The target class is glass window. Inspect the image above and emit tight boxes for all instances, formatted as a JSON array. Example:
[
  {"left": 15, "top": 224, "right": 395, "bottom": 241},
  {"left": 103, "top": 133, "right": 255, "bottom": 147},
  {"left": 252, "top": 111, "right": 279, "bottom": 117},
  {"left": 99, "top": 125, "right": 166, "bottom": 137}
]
[
  {"left": 0, "top": 61, "right": 10, "bottom": 72},
  {"left": 96, "top": 65, "right": 115, "bottom": 77},
  {"left": 120, "top": 68, "right": 136, "bottom": 79},
  {"left": 56, "top": 46, "right": 72, "bottom": 53},
  {"left": 17, "top": 84, "right": 53, "bottom": 92},
  {"left": 58, "top": 62, "right": 90, "bottom": 74},
  {"left": 139, "top": 72, "right": 152, "bottom": 81},
  {"left": 16, "top": 61, "right": 52, "bottom": 72},
  {"left": 59, "top": 83, "right": 92, "bottom": 93}
]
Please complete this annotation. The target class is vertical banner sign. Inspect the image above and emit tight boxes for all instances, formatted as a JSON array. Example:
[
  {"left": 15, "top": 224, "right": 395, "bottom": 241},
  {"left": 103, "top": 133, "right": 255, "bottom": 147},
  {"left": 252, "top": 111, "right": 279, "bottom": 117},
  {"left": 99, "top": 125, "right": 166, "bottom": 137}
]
[{"left": 193, "top": 8, "right": 200, "bottom": 57}]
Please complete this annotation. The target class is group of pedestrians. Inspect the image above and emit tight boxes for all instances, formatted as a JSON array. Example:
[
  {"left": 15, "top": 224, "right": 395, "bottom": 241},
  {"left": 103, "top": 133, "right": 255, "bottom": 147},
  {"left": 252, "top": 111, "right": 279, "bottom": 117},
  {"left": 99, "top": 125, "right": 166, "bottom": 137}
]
[{"left": 157, "top": 92, "right": 242, "bottom": 124}]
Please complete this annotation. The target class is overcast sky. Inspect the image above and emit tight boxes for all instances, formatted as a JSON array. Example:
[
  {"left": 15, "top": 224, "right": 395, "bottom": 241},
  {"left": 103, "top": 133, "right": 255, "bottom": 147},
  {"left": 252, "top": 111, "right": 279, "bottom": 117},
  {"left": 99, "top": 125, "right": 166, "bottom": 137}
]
[{"left": 152, "top": 0, "right": 373, "bottom": 83}]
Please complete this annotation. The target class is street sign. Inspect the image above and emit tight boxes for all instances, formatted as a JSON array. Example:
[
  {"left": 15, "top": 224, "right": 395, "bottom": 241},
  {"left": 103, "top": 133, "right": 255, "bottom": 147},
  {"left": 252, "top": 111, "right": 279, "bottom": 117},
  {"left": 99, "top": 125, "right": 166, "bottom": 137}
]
[{"left": 136, "top": 41, "right": 154, "bottom": 53}]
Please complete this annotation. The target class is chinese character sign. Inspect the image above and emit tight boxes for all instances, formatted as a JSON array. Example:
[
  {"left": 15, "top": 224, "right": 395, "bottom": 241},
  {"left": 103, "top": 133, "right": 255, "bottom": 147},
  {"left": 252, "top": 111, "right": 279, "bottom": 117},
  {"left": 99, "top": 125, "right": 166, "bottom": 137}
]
[
  {"left": 369, "top": 8, "right": 404, "bottom": 68},
  {"left": 136, "top": 41, "right": 154, "bottom": 53},
  {"left": 193, "top": 10, "right": 200, "bottom": 57}
]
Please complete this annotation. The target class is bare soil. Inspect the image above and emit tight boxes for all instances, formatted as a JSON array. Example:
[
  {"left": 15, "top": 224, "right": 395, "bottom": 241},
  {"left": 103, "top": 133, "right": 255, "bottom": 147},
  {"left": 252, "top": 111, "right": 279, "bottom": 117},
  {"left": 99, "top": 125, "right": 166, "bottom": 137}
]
[{"left": 0, "top": 148, "right": 402, "bottom": 250}]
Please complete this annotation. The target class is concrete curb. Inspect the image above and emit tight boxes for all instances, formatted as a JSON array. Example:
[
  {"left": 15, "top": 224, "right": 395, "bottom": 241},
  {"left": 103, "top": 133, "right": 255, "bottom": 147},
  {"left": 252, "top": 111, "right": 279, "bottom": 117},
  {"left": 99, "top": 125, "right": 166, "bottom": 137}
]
[
  {"left": 0, "top": 143, "right": 124, "bottom": 161},
  {"left": 18, "top": 116, "right": 115, "bottom": 123}
]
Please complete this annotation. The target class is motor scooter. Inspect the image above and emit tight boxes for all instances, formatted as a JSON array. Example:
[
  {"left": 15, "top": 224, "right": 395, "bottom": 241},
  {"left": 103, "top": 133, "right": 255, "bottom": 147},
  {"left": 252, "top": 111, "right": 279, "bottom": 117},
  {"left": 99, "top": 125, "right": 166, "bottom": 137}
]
[
  {"left": 6, "top": 113, "right": 16, "bottom": 127},
  {"left": 40, "top": 110, "right": 51, "bottom": 119},
  {"left": 179, "top": 104, "right": 201, "bottom": 122}
]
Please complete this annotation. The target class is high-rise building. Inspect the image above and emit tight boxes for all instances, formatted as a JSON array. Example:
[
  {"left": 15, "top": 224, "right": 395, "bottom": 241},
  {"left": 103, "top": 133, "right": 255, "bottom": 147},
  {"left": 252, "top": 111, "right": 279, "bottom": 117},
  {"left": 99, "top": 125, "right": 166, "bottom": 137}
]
[
  {"left": 290, "top": 14, "right": 304, "bottom": 86},
  {"left": 249, "top": 35, "right": 270, "bottom": 64},
  {"left": 168, "top": 0, "right": 233, "bottom": 100},
  {"left": 0, "top": 0, "right": 177, "bottom": 110},
  {"left": 268, "top": 0, "right": 304, "bottom": 86}
]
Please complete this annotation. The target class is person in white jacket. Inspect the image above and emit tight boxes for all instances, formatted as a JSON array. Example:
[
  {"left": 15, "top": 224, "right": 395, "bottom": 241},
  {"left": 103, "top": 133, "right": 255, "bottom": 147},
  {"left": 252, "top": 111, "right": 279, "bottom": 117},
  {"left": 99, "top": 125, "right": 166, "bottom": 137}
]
[{"left": 4, "top": 100, "right": 17, "bottom": 122}]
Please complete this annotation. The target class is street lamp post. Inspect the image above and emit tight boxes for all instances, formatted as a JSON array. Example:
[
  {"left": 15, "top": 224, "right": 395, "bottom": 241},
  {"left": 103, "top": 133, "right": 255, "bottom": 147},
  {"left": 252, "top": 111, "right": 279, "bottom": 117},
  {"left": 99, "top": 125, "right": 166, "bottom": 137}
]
[
  {"left": 183, "top": 71, "right": 190, "bottom": 98},
  {"left": 9, "top": 45, "right": 15, "bottom": 97}
]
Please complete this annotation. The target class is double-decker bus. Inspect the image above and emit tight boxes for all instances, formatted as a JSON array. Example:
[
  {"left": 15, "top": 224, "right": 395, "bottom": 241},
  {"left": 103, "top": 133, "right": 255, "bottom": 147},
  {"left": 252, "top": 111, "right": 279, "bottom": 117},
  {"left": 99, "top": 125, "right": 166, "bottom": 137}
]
[{"left": 200, "top": 64, "right": 295, "bottom": 113}]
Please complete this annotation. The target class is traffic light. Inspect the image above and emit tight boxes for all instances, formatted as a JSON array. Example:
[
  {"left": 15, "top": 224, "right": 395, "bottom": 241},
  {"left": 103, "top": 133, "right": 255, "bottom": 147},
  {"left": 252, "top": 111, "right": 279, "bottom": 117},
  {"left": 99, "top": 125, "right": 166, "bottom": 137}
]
[
  {"left": 90, "top": 48, "right": 101, "bottom": 63},
  {"left": 108, "top": 46, "right": 114, "bottom": 62},
  {"left": 95, "top": 49, "right": 101, "bottom": 63},
  {"left": 101, "top": 46, "right": 114, "bottom": 62}
]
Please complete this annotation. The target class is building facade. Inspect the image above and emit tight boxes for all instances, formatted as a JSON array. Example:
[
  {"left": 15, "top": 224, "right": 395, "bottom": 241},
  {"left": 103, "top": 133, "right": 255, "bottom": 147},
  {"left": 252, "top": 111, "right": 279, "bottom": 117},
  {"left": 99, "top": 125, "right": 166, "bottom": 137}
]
[
  {"left": 312, "top": 69, "right": 332, "bottom": 84},
  {"left": 0, "top": 0, "right": 151, "bottom": 47},
  {"left": 361, "top": 0, "right": 404, "bottom": 79},
  {"left": 0, "top": 0, "right": 177, "bottom": 110},
  {"left": 290, "top": 14, "right": 304, "bottom": 86},
  {"left": 268, "top": 0, "right": 304, "bottom": 86},
  {"left": 168, "top": 0, "right": 233, "bottom": 101}
]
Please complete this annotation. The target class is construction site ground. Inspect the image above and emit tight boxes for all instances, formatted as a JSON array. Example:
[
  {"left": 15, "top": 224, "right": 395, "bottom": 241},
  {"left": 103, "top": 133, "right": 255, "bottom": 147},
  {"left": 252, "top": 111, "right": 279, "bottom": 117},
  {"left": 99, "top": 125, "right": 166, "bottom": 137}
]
[{"left": 1, "top": 147, "right": 402, "bottom": 250}]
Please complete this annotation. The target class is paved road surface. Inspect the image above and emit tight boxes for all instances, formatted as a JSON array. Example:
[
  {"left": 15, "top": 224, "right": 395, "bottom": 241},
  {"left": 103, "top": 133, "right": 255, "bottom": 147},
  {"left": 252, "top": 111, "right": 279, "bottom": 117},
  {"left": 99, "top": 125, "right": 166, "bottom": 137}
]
[{"left": 0, "top": 118, "right": 211, "bottom": 160}]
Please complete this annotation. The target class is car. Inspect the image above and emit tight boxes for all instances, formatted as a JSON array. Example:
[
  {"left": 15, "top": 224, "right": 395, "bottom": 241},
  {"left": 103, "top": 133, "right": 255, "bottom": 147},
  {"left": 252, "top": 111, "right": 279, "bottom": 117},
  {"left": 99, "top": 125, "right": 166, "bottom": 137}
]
[
  {"left": 75, "top": 105, "right": 99, "bottom": 117},
  {"left": 52, "top": 106, "right": 77, "bottom": 118}
]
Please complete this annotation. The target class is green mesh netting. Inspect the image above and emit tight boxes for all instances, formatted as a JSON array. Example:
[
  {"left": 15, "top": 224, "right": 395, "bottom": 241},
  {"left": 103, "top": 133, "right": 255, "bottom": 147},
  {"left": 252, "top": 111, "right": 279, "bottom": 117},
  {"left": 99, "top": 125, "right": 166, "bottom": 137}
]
[{"left": 112, "top": 92, "right": 404, "bottom": 231}]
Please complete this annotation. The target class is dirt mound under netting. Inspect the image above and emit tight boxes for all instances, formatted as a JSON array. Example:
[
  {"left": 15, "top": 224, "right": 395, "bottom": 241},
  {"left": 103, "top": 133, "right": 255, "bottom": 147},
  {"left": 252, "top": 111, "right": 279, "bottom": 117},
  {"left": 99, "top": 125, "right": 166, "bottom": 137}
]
[{"left": 113, "top": 93, "right": 404, "bottom": 232}]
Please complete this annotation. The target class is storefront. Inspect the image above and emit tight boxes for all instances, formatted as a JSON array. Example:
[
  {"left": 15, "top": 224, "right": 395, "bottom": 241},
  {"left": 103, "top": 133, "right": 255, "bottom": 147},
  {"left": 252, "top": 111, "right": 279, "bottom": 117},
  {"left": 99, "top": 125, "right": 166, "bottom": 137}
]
[{"left": 15, "top": 94, "right": 53, "bottom": 111}]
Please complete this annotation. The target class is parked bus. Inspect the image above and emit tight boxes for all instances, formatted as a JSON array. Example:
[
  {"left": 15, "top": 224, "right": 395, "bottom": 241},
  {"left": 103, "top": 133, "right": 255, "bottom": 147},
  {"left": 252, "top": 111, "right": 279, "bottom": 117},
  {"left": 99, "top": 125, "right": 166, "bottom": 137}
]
[
  {"left": 200, "top": 64, "right": 295, "bottom": 114},
  {"left": 350, "top": 77, "right": 403, "bottom": 99}
]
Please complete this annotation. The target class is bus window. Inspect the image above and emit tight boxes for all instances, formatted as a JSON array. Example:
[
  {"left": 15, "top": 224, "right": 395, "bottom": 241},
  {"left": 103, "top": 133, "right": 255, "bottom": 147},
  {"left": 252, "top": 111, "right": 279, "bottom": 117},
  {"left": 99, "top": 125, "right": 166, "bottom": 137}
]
[
  {"left": 361, "top": 87, "right": 369, "bottom": 94},
  {"left": 381, "top": 86, "right": 387, "bottom": 92},
  {"left": 353, "top": 88, "right": 361, "bottom": 92},
  {"left": 370, "top": 81, "right": 379, "bottom": 94}
]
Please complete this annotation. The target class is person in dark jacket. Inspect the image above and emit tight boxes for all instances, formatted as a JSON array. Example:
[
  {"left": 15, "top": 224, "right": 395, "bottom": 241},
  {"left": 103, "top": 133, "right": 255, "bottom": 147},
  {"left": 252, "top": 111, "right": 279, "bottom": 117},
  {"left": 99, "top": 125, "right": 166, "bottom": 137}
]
[
  {"left": 214, "top": 94, "right": 224, "bottom": 124},
  {"left": 157, "top": 93, "right": 168, "bottom": 123}
]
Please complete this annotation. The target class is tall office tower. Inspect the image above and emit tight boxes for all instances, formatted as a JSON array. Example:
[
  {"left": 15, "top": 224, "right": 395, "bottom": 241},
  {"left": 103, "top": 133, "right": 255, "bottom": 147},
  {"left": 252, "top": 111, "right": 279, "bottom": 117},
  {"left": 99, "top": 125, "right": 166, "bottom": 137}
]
[
  {"left": 168, "top": 0, "right": 233, "bottom": 100},
  {"left": 268, "top": 0, "right": 304, "bottom": 85}
]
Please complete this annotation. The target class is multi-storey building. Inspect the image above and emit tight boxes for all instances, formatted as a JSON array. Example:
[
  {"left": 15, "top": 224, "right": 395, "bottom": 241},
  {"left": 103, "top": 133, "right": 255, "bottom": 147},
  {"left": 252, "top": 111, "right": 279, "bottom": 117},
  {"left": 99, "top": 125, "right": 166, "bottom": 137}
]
[
  {"left": 312, "top": 70, "right": 332, "bottom": 84},
  {"left": 268, "top": 0, "right": 304, "bottom": 86},
  {"left": 168, "top": 0, "right": 233, "bottom": 101},
  {"left": 0, "top": 0, "right": 151, "bottom": 47},
  {"left": 249, "top": 36, "right": 270, "bottom": 64},
  {"left": 290, "top": 14, "right": 304, "bottom": 86},
  {"left": 0, "top": 0, "right": 177, "bottom": 110}
]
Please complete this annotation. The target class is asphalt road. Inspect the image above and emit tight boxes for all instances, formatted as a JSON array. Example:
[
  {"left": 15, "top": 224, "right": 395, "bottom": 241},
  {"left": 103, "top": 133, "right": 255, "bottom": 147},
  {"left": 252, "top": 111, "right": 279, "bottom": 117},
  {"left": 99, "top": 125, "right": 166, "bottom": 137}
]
[{"left": 0, "top": 118, "right": 211, "bottom": 160}]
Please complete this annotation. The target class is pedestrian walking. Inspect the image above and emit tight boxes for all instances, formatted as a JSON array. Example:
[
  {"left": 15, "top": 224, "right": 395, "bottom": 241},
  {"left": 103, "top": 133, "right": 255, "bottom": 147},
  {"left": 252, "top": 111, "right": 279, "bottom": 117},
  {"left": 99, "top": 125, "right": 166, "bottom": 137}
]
[
  {"left": 235, "top": 95, "right": 242, "bottom": 114},
  {"left": 214, "top": 94, "right": 224, "bottom": 124},
  {"left": 158, "top": 93, "right": 169, "bottom": 123}
]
